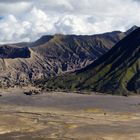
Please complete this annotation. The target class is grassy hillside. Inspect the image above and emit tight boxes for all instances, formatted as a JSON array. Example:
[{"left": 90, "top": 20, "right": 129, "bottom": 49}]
[{"left": 42, "top": 28, "right": 140, "bottom": 95}]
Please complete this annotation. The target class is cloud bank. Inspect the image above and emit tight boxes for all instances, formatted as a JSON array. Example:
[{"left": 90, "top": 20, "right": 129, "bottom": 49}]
[{"left": 0, "top": 0, "right": 140, "bottom": 43}]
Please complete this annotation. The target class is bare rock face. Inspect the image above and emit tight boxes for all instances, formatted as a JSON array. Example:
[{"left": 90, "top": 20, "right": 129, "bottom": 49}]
[{"left": 0, "top": 27, "right": 136, "bottom": 87}]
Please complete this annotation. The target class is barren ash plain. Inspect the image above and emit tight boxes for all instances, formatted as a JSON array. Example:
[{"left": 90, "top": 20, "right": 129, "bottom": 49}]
[{"left": 0, "top": 88, "right": 139, "bottom": 140}]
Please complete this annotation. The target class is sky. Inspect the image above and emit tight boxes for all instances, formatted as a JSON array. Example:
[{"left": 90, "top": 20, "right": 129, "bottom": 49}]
[{"left": 0, "top": 0, "right": 140, "bottom": 43}]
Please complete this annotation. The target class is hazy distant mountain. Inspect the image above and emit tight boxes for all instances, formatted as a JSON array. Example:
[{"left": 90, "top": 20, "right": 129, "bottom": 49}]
[
  {"left": 44, "top": 27, "right": 140, "bottom": 95},
  {"left": 0, "top": 26, "right": 137, "bottom": 87}
]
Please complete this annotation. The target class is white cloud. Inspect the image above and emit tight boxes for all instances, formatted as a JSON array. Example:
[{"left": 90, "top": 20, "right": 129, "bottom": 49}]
[
  {"left": 0, "top": 2, "right": 32, "bottom": 15},
  {"left": 0, "top": 0, "right": 140, "bottom": 43}
]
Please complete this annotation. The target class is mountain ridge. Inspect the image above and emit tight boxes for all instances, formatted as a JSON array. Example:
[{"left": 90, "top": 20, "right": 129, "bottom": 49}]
[
  {"left": 0, "top": 26, "right": 138, "bottom": 88},
  {"left": 42, "top": 27, "right": 140, "bottom": 95}
]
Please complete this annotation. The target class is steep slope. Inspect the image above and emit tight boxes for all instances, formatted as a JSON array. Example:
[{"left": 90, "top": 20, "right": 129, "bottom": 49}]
[
  {"left": 32, "top": 31, "right": 127, "bottom": 71},
  {"left": 44, "top": 28, "right": 140, "bottom": 95},
  {"left": 0, "top": 26, "right": 137, "bottom": 87},
  {"left": 127, "top": 72, "right": 140, "bottom": 93}
]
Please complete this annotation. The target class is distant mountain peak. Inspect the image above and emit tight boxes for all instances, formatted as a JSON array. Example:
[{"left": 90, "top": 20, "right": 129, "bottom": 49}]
[
  {"left": 31, "top": 35, "right": 54, "bottom": 47},
  {"left": 125, "top": 25, "right": 139, "bottom": 35}
]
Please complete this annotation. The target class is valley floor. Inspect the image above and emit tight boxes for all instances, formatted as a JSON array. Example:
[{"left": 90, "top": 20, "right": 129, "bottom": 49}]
[{"left": 0, "top": 89, "right": 140, "bottom": 139}]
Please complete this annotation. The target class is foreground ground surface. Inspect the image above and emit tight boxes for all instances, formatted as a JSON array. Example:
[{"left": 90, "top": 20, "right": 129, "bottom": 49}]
[{"left": 0, "top": 89, "right": 140, "bottom": 140}]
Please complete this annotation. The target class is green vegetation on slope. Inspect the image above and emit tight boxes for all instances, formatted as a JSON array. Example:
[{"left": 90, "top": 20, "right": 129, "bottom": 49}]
[{"left": 40, "top": 28, "right": 140, "bottom": 95}]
